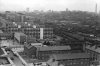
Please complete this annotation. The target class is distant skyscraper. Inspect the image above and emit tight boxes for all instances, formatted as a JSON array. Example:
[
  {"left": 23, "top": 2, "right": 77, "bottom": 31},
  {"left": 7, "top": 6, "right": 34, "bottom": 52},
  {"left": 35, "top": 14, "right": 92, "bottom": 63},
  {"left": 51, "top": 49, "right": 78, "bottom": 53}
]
[
  {"left": 26, "top": 8, "right": 29, "bottom": 12},
  {"left": 95, "top": 3, "right": 97, "bottom": 13},
  {"left": 66, "top": 8, "right": 69, "bottom": 11}
]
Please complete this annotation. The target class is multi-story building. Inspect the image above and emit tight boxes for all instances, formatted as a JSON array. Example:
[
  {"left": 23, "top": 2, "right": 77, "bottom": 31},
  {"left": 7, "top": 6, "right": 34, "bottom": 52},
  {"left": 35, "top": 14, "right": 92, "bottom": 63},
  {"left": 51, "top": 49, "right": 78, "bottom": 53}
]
[
  {"left": 2, "top": 22, "right": 53, "bottom": 40},
  {"left": 24, "top": 44, "right": 71, "bottom": 61},
  {"left": 86, "top": 45, "right": 100, "bottom": 66},
  {"left": 0, "top": 32, "right": 13, "bottom": 40}
]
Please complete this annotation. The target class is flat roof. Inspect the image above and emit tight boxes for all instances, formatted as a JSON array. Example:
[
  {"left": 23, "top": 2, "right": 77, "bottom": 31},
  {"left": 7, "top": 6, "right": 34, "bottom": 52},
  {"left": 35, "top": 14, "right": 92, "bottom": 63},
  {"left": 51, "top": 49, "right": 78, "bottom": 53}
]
[
  {"left": 36, "top": 45, "right": 71, "bottom": 51},
  {"left": 51, "top": 53, "right": 90, "bottom": 60}
]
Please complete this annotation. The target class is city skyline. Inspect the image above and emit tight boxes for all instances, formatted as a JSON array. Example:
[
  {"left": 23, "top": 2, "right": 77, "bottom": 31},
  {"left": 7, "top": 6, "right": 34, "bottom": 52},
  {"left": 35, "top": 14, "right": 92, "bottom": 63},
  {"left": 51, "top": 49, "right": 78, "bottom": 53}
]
[{"left": 0, "top": 0, "right": 100, "bottom": 12}]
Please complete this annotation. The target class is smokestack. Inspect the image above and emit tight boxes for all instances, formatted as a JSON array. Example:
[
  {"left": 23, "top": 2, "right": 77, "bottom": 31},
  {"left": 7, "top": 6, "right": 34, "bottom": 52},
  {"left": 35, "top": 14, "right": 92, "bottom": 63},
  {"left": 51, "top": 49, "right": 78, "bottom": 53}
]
[{"left": 95, "top": 3, "right": 97, "bottom": 13}]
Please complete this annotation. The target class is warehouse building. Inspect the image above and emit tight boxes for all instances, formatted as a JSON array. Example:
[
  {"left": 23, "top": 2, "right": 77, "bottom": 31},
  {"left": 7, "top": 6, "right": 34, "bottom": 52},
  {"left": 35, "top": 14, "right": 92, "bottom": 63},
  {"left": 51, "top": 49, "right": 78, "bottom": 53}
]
[
  {"left": 86, "top": 45, "right": 100, "bottom": 66},
  {"left": 24, "top": 44, "right": 71, "bottom": 61},
  {"left": 47, "top": 53, "right": 91, "bottom": 66}
]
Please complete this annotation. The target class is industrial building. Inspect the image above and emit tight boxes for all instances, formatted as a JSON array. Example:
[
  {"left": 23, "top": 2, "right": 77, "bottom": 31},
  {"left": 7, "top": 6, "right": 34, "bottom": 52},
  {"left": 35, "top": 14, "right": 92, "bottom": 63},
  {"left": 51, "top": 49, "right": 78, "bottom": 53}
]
[
  {"left": 24, "top": 44, "right": 71, "bottom": 61},
  {"left": 47, "top": 53, "right": 91, "bottom": 66},
  {"left": 86, "top": 45, "right": 100, "bottom": 66},
  {"left": 2, "top": 22, "right": 53, "bottom": 40}
]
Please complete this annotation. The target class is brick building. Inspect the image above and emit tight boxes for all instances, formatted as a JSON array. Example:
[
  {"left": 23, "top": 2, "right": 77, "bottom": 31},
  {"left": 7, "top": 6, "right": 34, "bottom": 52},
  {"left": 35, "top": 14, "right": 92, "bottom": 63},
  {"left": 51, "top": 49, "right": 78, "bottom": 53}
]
[
  {"left": 2, "top": 22, "right": 53, "bottom": 40},
  {"left": 24, "top": 45, "right": 71, "bottom": 61},
  {"left": 86, "top": 45, "right": 100, "bottom": 66}
]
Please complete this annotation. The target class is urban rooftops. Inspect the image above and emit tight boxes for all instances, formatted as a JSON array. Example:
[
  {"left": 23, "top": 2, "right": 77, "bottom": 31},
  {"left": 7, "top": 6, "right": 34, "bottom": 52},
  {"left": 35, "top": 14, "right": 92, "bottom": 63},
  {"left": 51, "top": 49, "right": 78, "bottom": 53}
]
[
  {"left": 36, "top": 45, "right": 71, "bottom": 51},
  {"left": 51, "top": 53, "right": 90, "bottom": 60},
  {"left": 86, "top": 45, "right": 100, "bottom": 53}
]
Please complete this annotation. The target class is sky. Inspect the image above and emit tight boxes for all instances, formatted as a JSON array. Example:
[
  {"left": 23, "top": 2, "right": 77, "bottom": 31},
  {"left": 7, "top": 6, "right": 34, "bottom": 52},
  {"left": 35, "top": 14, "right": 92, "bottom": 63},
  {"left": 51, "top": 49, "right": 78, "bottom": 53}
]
[{"left": 0, "top": 0, "right": 100, "bottom": 12}]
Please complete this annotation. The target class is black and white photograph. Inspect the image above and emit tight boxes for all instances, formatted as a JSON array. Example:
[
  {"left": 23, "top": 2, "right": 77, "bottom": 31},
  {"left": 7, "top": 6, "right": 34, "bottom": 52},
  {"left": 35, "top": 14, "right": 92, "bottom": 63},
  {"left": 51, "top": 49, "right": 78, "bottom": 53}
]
[{"left": 0, "top": 0, "right": 100, "bottom": 66}]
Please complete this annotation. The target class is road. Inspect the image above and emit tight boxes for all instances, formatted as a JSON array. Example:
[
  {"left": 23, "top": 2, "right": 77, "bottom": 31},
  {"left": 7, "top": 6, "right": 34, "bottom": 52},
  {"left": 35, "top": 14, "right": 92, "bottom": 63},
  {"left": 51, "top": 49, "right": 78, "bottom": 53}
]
[{"left": 8, "top": 51, "right": 25, "bottom": 66}]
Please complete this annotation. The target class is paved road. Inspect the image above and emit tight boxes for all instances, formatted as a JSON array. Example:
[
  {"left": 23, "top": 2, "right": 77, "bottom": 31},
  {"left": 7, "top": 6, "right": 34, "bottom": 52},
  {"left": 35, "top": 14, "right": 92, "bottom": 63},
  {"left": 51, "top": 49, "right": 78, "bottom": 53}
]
[{"left": 8, "top": 51, "right": 24, "bottom": 66}]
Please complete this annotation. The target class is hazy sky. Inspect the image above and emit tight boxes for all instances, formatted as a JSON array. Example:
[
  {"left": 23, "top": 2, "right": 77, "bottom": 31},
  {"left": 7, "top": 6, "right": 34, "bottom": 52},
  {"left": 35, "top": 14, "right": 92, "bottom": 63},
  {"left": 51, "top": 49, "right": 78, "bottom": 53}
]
[{"left": 0, "top": 0, "right": 100, "bottom": 12}]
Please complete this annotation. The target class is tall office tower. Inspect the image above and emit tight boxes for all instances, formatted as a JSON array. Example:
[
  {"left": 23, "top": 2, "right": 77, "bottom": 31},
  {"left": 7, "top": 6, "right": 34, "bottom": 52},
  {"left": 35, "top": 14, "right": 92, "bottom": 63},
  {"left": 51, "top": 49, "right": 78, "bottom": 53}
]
[{"left": 95, "top": 3, "right": 97, "bottom": 14}]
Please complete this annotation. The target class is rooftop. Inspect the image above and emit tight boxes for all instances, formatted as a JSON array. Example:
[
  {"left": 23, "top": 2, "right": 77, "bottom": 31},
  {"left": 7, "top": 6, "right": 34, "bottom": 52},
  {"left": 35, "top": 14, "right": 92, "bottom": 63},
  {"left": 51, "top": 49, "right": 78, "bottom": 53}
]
[
  {"left": 51, "top": 53, "right": 90, "bottom": 60},
  {"left": 0, "top": 48, "right": 4, "bottom": 56},
  {"left": 86, "top": 45, "right": 100, "bottom": 53},
  {"left": 36, "top": 45, "right": 71, "bottom": 51},
  {"left": 19, "top": 52, "right": 45, "bottom": 63}
]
